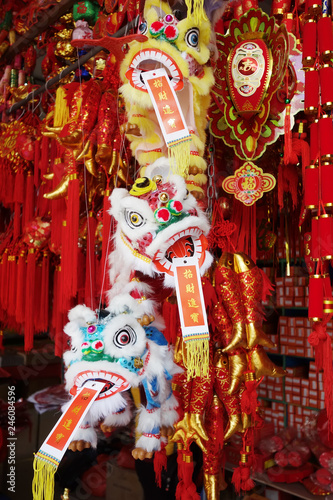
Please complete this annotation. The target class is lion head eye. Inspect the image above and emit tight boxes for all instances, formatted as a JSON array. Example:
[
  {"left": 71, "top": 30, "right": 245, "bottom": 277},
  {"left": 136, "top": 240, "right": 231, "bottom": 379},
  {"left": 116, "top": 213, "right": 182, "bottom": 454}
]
[
  {"left": 185, "top": 28, "right": 199, "bottom": 49},
  {"left": 114, "top": 326, "right": 137, "bottom": 348},
  {"left": 125, "top": 209, "right": 144, "bottom": 228}
]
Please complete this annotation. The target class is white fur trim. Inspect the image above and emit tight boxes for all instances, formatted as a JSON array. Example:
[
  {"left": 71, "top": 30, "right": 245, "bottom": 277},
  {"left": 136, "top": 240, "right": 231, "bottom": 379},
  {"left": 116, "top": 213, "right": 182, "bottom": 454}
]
[
  {"left": 102, "top": 397, "right": 132, "bottom": 428},
  {"left": 136, "top": 405, "right": 162, "bottom": 433},
  {"left": 88, "top": 392, "right": 128, "bottom": 423},
  {"left": 71, "top": 425, "right": 98, "bottom": 448},
  {"left": 68, "top": 304, "right": 97, "bottom": 325},
  {"left": 160, "top": 394, "right": 179, "bottom": 427},
  {"left": 135, "top": 434, "right": 161, "bottom": 452}
]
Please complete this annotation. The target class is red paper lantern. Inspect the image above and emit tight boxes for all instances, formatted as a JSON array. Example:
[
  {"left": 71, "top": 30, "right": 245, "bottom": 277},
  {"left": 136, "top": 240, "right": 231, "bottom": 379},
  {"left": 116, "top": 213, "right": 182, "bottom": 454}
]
[
  {"left": 318, "top": 16, "right": 333, "bottom": 61},
  {"left": 320, "top": 64, "right": 333, "bottom": 110},
  {"left": 271, "top": 0, "right": 291, "bottom": 16},
  {"left": 304, "top": 164, "right": 319, "bottom": 208},
  {"left": 321, "top": 162, "right": 333, "bottom": 206},
  {"left": 318, "top": 214, "right": 333, "bottom": 260},
  {"left": 302, "top": 20, "right": 317, "bottom": 67},
  {"left": 308, "top": 274, "right": 324, "bottom": 320},
  {"left": 319, "top": 115, "right": 333, "bottom": 162},
  {"left": 304, "top": 68, "right": 319, "bottom": 114},
  {"left": 310, "top": 120, "right": 319, "bottom": 163}
]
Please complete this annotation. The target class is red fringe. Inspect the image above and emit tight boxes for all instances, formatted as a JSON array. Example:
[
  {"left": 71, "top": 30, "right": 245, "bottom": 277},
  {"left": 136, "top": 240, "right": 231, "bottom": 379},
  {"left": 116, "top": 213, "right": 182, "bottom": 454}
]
[
  {"left": 34, "top": 139, "right": 40, "bottom": 187},
  {"left": 34, "top": 261, "right": 42, "bottom": 333},
  {"left": 7, "top": 257, "right": 17, "bottom": 318},
  {"left": 62, "top": 177, "right": 80, "bottom": 299},
  {"left": 308, "top": 322, "right": 333, "bottom": 432},
  {"left": 39, "top": 252, "right": 50, "bottom": 333},
  {"left": 153, "top": 447, "right": 167, "bottom": 488},
  {"left": 14, "top": 169, "right": 25, "bottom": 203},
  {"left": 50, "top": 198, "right": 66, "bottom": 252},
  {"left": 13, "top": 202, "right": 21, "bottom": 241},
  {"left": 24, "top": 250, "right": 36, "bottom": 351},
  {"left": 85, "top": 214, "right": 97, "bottom": 309},
  {"left": 16, "top": 252, "right": 26, "bottom": 324},
  {"left": 0, "top": 252, "right": 8, "bottom": 310},
  {"left": 24, "top": 173, "right": 35, "bottom": 226},
  {"left": 40, "top": 136, "right": 49, "bottom": 176}
]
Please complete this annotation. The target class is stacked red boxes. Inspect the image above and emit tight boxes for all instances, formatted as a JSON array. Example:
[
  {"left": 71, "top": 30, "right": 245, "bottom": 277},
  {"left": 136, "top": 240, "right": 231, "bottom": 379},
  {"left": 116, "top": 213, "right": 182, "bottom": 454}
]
[
  {"left": 288, "top": 405, "right": 318, "bottom": 437},
  {"left": 262, "top": 402, "right": 285, "bottom": 433},
  {"left": 307, "top": 361, "right": 325, "bottom": 410},
  {"left": 279, "top": 316, "right": 333, "bottom": 356},
  {"left": 279, "top": 316, "right": 313, "bottom": 357},
  {"left": 258, "top": 376, "right": 284, "bottom": 401},
  {"left": 276, "top": 276, "right": 309, "bottom": 308}
]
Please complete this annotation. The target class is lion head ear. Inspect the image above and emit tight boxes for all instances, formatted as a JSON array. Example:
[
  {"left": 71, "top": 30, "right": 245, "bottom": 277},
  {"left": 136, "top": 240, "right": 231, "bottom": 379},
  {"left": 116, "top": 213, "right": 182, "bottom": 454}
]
[
  {"left": 109, "top": 188, "right": 129, "bottom": 221},
  {"left": 204, "top": 0, "right": 230, "bottom": 26}
]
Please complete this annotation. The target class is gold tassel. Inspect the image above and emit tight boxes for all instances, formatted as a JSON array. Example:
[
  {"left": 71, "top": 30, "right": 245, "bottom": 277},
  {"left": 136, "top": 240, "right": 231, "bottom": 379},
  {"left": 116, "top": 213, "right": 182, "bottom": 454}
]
[
  {"left": 186, "top": 338, "right": 209, "bottom": 379},
  {"left": 184, "top": 0, "right": 207, "bottom": 25},
  {"left": 168, "top": 141, "right": 191, "bottom": 178},
  {"left": 53, "top": 87, "right": 70, "bottom": 128},
  {"left": 32, "top": 455, "right": 58, "bottom": 500}
]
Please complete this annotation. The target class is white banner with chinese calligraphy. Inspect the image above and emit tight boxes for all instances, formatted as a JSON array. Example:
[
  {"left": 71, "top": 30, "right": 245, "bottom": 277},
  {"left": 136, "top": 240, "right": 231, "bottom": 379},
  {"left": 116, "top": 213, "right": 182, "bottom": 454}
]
[
  {"left": 32, "top": 380, "right": 105, "bottom": 500},
  {"left": 173, "top": 257, "right": 209, "bottom": 378},
  {"left": 141, "top": 68, "right": 191, "bottom": 174}
]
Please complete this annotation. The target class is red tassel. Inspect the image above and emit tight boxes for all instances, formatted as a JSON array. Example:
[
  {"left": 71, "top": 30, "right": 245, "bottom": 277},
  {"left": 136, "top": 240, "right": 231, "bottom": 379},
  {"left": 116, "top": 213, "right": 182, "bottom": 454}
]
[
  {"left": 40, "top": 136, "right": 49, "bottom": 176},
  {"left": 232, "top": 460, "right": 255, "bottom": 494},
  {"left": 62, "top": 175, "right": 80, "bottom": 300},
  {"left": 50, "top": 198, "right": 66, "bottom": 252},
  {"left": 0, "top": 251, "right": 8, "bottom": 310},
  {"left": 16, "top": 251, "right": 26, "bottom": 324},
  {"left": 24, "top": 172, "right": 35, "bottom": 226},
  {"left": 308, "top": 322, "right": 333, "bottom": 431},
  {"left": 241, "top": 371, "right": 259, "bottom": 419},
  {"left": 39, "top": 252, "right": 50, "bottom": 332},
  {"left": 34, "top": 138, "right": 40, "bottom": 187},
  {"left": 154, "top": 446, "right": 167, "bottom": 488},
  {"left": 7, "top": 256, "right": 17, "bottom": 318},
  {"left": 177, "top": 450, "right": 200, "bottom": 500},
  {"left": 283, "top": 103, "right": 292, "bottom": 165},
  {"left": 24, "top": 249, "right": 36, "bottom": 351},
  {"left": 85, "top": 213, "right": 97, "bottom": 309},
  {"left": 14, "top": 169, "right": 25, "bottom": 203},
  {"left": 13, "top": 169, "right": 25, "bottom": 240},
  {"left": 34, "top": 261, "right": 42, "bottom": 333}
]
